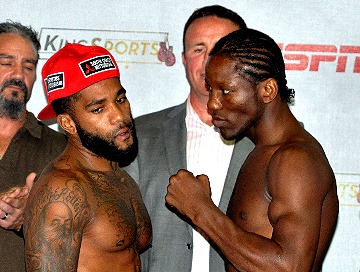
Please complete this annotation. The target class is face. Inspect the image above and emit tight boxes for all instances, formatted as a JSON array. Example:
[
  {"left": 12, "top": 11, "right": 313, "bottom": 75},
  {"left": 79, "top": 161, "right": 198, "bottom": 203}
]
[
  {"left": 182, "top": 16, "right": 240, "bottom": 105},
  {"left": 0, "top": 33, "right": 37, "bottom": 119},
  {"left": 70, "top": 77, "right": 137, "bottom": 164},
  {"left": 206, "top": 55, "right": 263, "bottom": 140}
]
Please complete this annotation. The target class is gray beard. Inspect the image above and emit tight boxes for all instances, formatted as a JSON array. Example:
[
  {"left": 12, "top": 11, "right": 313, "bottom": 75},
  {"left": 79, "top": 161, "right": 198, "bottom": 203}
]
[
  {"left": 0, "top": 94, "right": 26, "bottom": 119},
  {"left": 0, "top": 79, "right": 28, "bottom": 119}
]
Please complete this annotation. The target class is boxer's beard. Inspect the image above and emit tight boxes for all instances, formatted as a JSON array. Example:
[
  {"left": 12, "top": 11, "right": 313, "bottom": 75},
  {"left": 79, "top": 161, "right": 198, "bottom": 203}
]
[{"left": 75, "top": 118, "right": 138, "bottom": 166}]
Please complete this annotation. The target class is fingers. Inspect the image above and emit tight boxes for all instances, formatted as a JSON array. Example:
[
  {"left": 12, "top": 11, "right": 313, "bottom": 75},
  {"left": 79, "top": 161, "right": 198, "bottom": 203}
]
[
  {"left": 26, "top": 172, "right": 36, "bottom": 190},
  {"left": 1, "top": 187, "right": 29, "bottom": 209},
  {"left": 0, "top": 209, "right": 24, "bottom": 231},
  {"left": 166, "top": 169, "right": 203, "bottom": 206},
  {"left": 1, "top": 212, "right": 8, "bottom": 220},
  {"left": 3, "top": 196, "right": 24, "bottom": 209},
  {"left": 171, "top": 169, "right": 194, "bottom": 179},
  {"left": 1, "top": 186, "right": 28, "bottom": 208},
  {"left": 0, "top": 198, "right": 25, "bottom": 230},
  {"left": 195, "top": 174, "right": 209, "bottom": 183},
  {"left": 0, "top": 199, "right": 16, "bottom": 217},
  {"left": 0, "top": 174, "right": 36, "bottom": 230},
  {"left": 0, "top": 202, "right": 14, "bottom": 228},
  {"left": 5, "top": 187, "right": 22, "bottom": 198},
  {"left": 166, "top": 170, "right": 189, "bottom": 206},
  {"left": 12, "top": 172, "right": 36, "bottom": 198},
  {"left": 3, "top": 173, "right": 36, "bottom": 200},
  {"left": 0, "top": 190, "right": 26, "bottom": 230}
]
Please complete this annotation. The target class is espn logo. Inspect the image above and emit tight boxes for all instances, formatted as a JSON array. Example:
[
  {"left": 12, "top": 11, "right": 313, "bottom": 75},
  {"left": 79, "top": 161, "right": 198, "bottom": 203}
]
[{"left": 279, "top": 44, "right": 360, "bottom": 73}]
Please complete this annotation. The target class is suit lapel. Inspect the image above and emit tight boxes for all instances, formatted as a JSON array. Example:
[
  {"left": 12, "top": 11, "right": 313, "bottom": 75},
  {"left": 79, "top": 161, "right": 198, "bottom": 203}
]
[
  {"left": 163, "top": 102, "right": 187, "bottom": 175},
  {"left": 162, "top": 102, "right": 193, "bottom": 237},
  {"left": 210, "top": 137, "right": 254, "bottom": 272},
  {"left": 218, "top": 136, "right": 254, "bottom": 213}
]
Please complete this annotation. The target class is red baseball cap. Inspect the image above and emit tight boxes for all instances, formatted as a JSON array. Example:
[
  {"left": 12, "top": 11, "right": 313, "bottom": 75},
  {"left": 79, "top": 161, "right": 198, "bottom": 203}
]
[{"left": 38, "top": 43, "right": 120, "bottom": 120}]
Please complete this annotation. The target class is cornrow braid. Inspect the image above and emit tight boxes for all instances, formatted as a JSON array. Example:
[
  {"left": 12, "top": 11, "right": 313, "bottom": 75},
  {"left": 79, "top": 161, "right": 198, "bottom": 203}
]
[{"left": 210, "top": 28, "right": 294, "bottom": 103}]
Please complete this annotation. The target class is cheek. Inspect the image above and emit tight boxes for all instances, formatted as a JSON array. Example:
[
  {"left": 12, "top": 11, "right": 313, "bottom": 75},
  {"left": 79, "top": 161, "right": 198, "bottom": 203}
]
[
  {"left": 77, "top": 117, "right": 104, "bottom": 134},
  {"left": 91, "top": 119, "right": 108, "bottom": 132},
  {"left": 186, "top": 57, "right": 202, "bottom": 73},
  {"left": 225, "top": 96, "right": 258, "bottom": 122},
  {"left": 26, "top": 74, "right": 36, "bottom": 89}
]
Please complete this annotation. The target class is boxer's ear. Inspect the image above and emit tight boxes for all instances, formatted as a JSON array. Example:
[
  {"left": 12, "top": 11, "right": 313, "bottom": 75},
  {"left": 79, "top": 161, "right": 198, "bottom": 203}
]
[
  {"left": 259, "top": 78, "right": 278, "bottom": 104},
  {"left": 57, "top": 114, "right": 76, "bottom": 135}
]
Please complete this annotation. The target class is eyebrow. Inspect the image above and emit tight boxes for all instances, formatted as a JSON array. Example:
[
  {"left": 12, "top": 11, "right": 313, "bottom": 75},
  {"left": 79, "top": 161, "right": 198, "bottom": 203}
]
[
  {"left": 189, "top": 42, "right": 205, "bottom": 48},
  {"left": 25, "top": 58, "right": 37, "bottom": 65},
  {"left": 85, "top": 87, "right": 125, "bottom": 109},
  {"left": 0, "top": 53, "right": 13, "bottom": 59}
]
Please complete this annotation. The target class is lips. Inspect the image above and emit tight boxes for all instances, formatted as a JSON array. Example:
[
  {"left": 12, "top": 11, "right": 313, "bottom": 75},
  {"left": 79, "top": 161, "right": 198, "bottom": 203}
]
[
  {"left": 211, "top": 116, "right": 227, "bottom": 128},
  {"left": 115, "top": 127, "right": 131, "bottom": 141},
  {"left": 2, "top": 79, "right": 27, "bottom": 93},
  {"left": 6, "top": 85, "right": 24, "bottom": 92}
]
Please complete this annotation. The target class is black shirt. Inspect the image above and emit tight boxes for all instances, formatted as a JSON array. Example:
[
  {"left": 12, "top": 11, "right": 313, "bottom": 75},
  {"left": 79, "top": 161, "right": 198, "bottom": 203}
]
[{"left": 0, "top": 112, "right": 67, "bottom": 272}]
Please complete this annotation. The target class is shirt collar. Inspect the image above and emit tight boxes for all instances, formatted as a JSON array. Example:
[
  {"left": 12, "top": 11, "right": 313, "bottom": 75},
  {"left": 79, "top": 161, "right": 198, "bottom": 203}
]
[
  {"left": 186, "top": 96, "right": 206, "bottom": 128},
  {"left": 185, "top": 96, "right": 221, "bottom": 133},
  {"left": 22, "top": 111, "right": 43, "bottom": 139}
]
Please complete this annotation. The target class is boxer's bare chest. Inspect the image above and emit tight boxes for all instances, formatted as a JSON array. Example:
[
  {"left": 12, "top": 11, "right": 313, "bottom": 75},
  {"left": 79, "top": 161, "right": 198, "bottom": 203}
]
[
  {"left": 83, "top": 170, "right": 143, "bottom": 252},
  {"left": 227, "top": 145, "right": 278, "bottom": 237}
]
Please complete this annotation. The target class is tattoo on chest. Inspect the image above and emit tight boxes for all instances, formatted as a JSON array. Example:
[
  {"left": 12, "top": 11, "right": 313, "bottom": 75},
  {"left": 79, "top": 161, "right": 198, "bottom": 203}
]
[{"left": 86, "top": 170, "right": 138, "bottom": 233}]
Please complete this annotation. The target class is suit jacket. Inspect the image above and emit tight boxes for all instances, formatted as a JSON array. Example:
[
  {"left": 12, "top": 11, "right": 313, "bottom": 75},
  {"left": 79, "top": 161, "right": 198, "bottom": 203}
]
[{"left": 124, "top": 101, "right": 254, "bottom": 272}]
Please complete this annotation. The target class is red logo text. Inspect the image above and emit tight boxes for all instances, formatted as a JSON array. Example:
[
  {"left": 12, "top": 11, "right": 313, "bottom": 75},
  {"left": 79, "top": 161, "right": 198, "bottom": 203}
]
[{"left": 279, "top": 44, "right": 360, "bottom": 73}]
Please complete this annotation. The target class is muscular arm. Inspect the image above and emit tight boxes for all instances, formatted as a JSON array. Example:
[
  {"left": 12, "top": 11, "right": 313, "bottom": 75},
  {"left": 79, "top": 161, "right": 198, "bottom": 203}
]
[
  {"left": 265, "top": 145, "right": 338, "bottom": 271},
  {"left": 24, "top": 174, "right": 91, "bottom": 272},
  {"left": 166, "top": 144, "right": 338, "bottom": 272}
]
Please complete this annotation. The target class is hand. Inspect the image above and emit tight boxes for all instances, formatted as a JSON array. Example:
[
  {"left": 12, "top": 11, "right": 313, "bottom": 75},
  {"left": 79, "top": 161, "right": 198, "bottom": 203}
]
[
  {"left": 166, "top": 169, "right": 213, "bottom": 222},
  {"left": 0, "top": 172, "right": 36, "bottom": 231}
]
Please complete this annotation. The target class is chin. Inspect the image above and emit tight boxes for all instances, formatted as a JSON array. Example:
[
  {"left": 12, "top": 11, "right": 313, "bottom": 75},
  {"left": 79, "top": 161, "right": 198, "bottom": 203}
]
[
  {"left": 219, "top": 129, "right": 236, "bottom": 141},
  {"left": 221, "top": 127, "right": 248, "bottom": 141}
]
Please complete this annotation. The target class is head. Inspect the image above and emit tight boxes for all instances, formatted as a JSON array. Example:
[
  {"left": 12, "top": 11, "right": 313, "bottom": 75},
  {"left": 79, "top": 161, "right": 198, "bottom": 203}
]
[
  {"left": 206, "top": 28, "right": 294, "bottom": 140},
  {"left": 40, "top": 43, "right": 137, "bottom": 165},
  {"left": 182, "top": 5, "right": 247, "bottom": 107},
  {"left": 0, "top": 21, "right": 40, "bottom": 119},
  {"left": 182, "top": 5, "right": 247, "bottom": 52}
]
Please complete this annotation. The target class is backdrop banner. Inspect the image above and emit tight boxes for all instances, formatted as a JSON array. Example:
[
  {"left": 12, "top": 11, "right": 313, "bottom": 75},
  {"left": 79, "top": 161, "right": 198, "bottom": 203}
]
[{"left": 2, "top": 1, "right": 359, "bottom": 271}]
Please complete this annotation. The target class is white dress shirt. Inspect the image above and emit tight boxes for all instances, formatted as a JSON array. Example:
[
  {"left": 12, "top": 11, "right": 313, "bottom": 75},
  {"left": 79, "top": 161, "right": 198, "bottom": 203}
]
[{"left": 185, "top": 98, "right": 235, "bottom": 272}]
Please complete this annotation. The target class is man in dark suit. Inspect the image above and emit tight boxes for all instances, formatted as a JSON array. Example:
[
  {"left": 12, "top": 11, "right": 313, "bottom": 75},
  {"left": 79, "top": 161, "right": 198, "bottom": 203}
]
[{"left": 124, "top": 5, "right": 254, "bottom": 272}]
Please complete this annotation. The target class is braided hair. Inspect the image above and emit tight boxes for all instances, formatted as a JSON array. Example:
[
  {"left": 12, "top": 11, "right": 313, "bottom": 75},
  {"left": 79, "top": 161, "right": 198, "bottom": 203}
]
[{"left": 209, "top": 28, "right": 294, "bottom": 103}]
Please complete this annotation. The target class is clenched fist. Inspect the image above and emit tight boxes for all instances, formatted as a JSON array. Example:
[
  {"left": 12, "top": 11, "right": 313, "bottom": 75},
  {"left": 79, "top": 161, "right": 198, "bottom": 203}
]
[{"left": 166, "top": 169, "right": 214, "bottom": 223}]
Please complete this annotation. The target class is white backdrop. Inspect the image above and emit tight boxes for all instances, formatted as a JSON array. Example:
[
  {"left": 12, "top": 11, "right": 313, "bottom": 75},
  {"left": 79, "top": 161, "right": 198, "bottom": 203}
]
[{"left": 2, "top": 1, "right": 359, "bottom": 271}]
